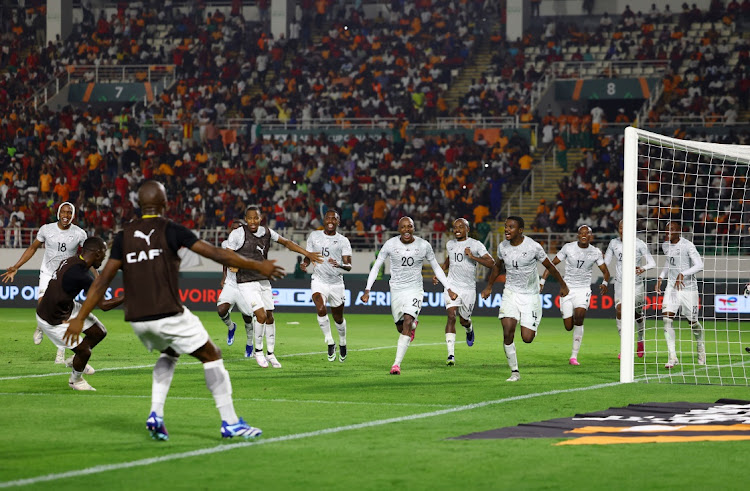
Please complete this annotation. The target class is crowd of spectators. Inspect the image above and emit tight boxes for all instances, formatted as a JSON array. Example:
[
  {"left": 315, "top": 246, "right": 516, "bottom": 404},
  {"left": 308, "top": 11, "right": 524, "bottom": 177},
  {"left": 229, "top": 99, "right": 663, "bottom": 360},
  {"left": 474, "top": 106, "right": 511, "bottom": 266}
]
[
  {"left": 532, "top": 127, "right": 750, "bottom": 253},
  {"left": 1, "top": 1, "right": 749, "bottom": 251}
]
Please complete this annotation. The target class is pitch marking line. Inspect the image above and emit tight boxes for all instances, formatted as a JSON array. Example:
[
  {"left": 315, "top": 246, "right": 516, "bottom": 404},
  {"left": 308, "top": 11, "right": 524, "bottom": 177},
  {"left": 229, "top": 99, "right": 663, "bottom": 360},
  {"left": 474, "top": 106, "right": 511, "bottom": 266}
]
[
  {"left": 0, "top": 380, "right": 621, "bottom": 488},
  {"left": 0, "top": 343, "right": 445, "bottom": 381}
]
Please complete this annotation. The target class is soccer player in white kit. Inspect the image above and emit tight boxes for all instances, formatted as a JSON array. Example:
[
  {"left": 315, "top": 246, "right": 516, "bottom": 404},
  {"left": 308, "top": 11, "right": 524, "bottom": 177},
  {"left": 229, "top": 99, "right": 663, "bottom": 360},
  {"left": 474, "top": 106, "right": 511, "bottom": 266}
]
[
  {"left": 655, "top": 221, "right": 705, "bottom": 368},
  {"left": 301, "top": 210, "right": 353, "bottom": 362},
  {"left": 360, "top": 217, "right": 456, "bottom": 375},
  {"left": 481, "top": 216, "right": 569, "bottom": 382},
  {"left": 218, "top": 220, "right": 257, "bottom": 357},
  {"left": 604, "top": 220, "right": 656, "bottom": 359},
  {"left": 1, "top": 202, "right": 87, "bottom": 364},
  {"left": 433, "top": 218, "right": 494, "bottom": 366},
  {"left": 542, "top": 225, "right": 609, "bottom": 366}
]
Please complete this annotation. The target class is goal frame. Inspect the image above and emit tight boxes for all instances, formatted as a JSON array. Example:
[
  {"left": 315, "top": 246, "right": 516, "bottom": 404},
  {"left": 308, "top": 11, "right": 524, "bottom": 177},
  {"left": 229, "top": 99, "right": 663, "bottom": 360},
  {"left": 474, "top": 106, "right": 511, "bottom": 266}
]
[{"left": 622, "top": 127, "right": 750, "bottom": 383}]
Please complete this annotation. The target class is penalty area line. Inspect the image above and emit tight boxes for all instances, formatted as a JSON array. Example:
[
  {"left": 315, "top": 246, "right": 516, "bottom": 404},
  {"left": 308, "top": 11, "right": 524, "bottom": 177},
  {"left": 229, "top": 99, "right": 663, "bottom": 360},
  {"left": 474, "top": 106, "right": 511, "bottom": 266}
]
[{"left": 0, "top": 380, "right": 621, "bottom": 488}]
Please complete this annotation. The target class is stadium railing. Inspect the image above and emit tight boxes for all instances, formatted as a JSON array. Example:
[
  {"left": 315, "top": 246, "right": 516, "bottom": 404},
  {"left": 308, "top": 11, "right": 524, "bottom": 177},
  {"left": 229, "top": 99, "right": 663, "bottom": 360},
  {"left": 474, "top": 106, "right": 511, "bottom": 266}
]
[{"left": 28, "top": 65, "right": 177, "bottom": 109}]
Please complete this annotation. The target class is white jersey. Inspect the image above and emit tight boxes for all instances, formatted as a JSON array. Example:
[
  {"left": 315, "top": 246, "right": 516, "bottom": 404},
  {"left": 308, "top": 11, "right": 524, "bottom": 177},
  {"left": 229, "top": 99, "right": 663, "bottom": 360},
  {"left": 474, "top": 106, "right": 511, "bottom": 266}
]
[
  {"left": 446, "top": 237, "right": 489, "bottom": 291},
  {"left": 220, "top": 239, "right": 237, "bottom": 287},
  {"left": 497, "top": 236, "right": 548, "bottom": 295},
  {"left": 36, "top": 223, "right": 87, "bottom": 276},
  {"left": 306, "top": 230, "right": 352, "bottom": 284},
  {"left": 661, "top": 238, "right": 703, "bottom": 291},
  {"left": 226, "top": 225, "right": 281, "bottom": 250},
  {"left": 604, "top": 237, "right": 655, "bottom": 283},
  {"left": 555, "top": 242, "right": 605, "bottom": 289},
  {"left": 378, "top": 236, "right": 436, "bottom": 292}
]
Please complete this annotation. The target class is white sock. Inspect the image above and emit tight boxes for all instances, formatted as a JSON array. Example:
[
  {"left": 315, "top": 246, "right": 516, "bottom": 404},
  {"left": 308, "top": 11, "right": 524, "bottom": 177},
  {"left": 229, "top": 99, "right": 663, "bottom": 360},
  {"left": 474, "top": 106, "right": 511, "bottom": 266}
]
[
  {"left": 150, "top": 353, "right": 178, "bottom": 416},
  {"left": 265, "top": 322, "right": 276, "bottom": 353},
  {"left": 616, "top": 318, "right": 622, "bottom": 337},
  {"left": 571, "top": 325, "right": 584, "bottom": 359},
  {"left": 70, "top": 369, "right": 83, "bottom": 383},
  {"left": 465, "top": 322, "right": 473, "bottom": 333},
  {"left": 244, "top": 321, "right": 254, "bottom": 345},
  {"left": 691, "top": 321, "right": 705, "bottom": 350},
  {"left": 204, "top": 359, "right": 238, "bottom": 424},
  {"left": 636, "top": 319, "right": 645, "bottom": 342},
  {"left": 254, "top": 320, "right": 265, "bottom": 352},
  {"left": 318, "top": 315, "right": 334, "bottom": 345},
  {"left": 335, "top": 319, "right": 347, "bottom": 346},
  {"left": 394, "top": 334, "right": 410, "bottom": 366},
  {"left": 663, "top": 317, "right": 676, "bottom": 358},
  {"left": 446, "top": 332, "right": 456, "bottom": 357},
  {"left": 504, "top": 342, "right": 518, "bottom": 372}
]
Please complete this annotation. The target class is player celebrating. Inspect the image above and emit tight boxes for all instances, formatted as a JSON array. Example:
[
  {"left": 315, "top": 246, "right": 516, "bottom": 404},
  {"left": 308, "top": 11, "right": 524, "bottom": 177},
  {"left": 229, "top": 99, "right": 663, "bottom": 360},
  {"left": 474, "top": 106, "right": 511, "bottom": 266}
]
[
  {"left": 360, "top": 217, "right": 456, "bottom": 375},
  {"left": 481, "top": 216, "right": 569, "bottom": 382},
  {"left": 655, "top": 221, "right": 705, "bottom": 368},
  {"left": 542, "top": 225, "right": 609, "bottom": 366},
  {"left": 2, "top": 202, "right": 87, "bottom": 365},
  {"left": 604, "top": 220, "right": 656, "bottom": 358},
  {"left": 227, "top": 205, "right": 322, "bottom": 369},
  {"left": 65, "top": 180, "right": 285, "bottom": 440},
  {"left": 301, "top": 210, "right": 353, "bottom": 362},
  {"left": 433, "top": 218, "right": 494, "bottom": 366},
  {"left": 36, "top": 237, "right": 124, "bottom": 390},
  {"left": 218, "top": 220, "right": 256, "bottom": 357}
]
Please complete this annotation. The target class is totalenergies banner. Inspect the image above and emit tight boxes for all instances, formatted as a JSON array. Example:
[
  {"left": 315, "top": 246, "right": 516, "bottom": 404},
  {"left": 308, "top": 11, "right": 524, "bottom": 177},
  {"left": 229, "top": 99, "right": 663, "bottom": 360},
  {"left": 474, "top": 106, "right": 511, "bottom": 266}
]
[{"left": 2, "top": 275, "right": 747, "bottom": 319}]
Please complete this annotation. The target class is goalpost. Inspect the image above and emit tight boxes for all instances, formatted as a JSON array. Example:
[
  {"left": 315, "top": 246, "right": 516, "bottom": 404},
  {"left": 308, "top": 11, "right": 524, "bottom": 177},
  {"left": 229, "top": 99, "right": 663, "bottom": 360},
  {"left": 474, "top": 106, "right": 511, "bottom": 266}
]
[{"left": 622, "top": 127, "right": 750, "bottom": 385}]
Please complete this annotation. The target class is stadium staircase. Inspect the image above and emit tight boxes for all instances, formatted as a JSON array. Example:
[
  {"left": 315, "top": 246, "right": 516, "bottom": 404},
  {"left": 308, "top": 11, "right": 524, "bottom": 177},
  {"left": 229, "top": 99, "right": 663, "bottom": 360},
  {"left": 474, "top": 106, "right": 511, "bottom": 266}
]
[
  {"left": 506, "top": 147, "right": 584, "bottom": 227},
  {"left": 443, "top": 19, "right": 501, "bottom": 112}
]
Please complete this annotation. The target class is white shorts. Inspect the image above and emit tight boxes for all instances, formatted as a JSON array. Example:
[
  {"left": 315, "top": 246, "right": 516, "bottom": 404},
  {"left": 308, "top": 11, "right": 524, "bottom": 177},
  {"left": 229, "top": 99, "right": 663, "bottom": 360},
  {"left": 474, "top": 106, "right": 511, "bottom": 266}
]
[
  {"left": 499, "top": 289, "right": 542, "bottom": 331},
  {"left": 444, "top": 287, "right": 476, "bottom": 320},
  {"left": 662, "top": 287, "right": 700, "bottom": 322},
  {"left": 38, "top": 272, "right": 53, "bottom": 297},
  {"left": 36, "top": 302, "right": 101, "bottom": 350},
  {"left": 614, "top": 280, "right": 646, "bottom": 310},
  {"left": 391, "top": 288, "right": 423, "bottom": 324},
  {"left": 311, "top": 278, "right": 345, "bottom": 308},
  {"left": 238, "top": 280, "right": 275, "bottom": 313},
  {"left": 217, "top": 282, "right": 254, "bottom": 316},
  {"left": 130, "top": 307, "right": 209, "bottom": 355},
  {"left": 560, "top": 287, "right": 592, "bottom": 318}
]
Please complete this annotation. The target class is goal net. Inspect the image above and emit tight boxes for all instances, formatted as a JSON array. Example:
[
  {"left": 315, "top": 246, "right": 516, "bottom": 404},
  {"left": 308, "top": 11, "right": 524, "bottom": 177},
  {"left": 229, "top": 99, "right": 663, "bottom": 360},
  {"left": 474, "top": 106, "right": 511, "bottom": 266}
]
[{"left": 622, "top": 127, "right": 750, "bottom": 385}]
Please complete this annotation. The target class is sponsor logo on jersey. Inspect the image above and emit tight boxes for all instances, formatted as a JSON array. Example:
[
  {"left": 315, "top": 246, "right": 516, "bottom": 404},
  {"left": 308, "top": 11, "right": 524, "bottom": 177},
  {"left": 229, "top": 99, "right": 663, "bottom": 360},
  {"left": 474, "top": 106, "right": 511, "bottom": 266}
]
[
  {"left": 134, "top": 229, "right": 155, "bottom": 246},
  {"left": 126, "top": 249, "right": 163, "bottom": 263}
]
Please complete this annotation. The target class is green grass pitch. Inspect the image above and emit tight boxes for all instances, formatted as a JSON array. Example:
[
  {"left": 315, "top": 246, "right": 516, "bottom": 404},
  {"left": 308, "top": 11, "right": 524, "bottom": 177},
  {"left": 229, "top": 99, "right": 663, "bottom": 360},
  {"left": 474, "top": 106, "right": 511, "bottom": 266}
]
[{"left": 1, "top": 308, "right": 749, "bottom": 490}]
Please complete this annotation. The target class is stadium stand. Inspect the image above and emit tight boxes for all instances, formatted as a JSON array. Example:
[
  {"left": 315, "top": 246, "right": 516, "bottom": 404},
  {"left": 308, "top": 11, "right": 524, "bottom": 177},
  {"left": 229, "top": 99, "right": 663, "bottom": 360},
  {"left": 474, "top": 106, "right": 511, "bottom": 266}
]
[{"left": 0, "top": 0, "right": 748, "bottom": 254}]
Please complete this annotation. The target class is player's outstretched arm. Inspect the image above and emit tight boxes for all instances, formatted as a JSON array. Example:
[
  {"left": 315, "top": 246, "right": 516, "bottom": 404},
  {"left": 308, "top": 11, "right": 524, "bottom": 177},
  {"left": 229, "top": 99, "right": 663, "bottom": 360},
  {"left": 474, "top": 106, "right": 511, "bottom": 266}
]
[
  {"left": 429, "top": 257, "right": 456, "bottom": 300},
  {"left": 539, "top": 256, "right": 561, "bottom": 291},
  {"left": 97, "top": 293, "right": 125, "bottom": 311},
  {"left": 277, "top": 236, "right": 323, "bottom": 264},
  {"left": 656, "top": 264, "right": 668, "bottom": 293},
  {"left": 64, "top": 259, "right": 121, "bottom": 345},
  {"left": 481, "top": 257, "right": 502, "bottom": 299},
  {"left": 432, "top": 256, "right": 450, "bottom": 285},
  {"left": 465, "top": 248, "right": 495, "bottom": 269},
  {"left": 598, "top": 263, "right": 610, "bottom": 294},
  {"left": 542, "top": 257, "right": 568, "bottom": 297},
  {"left": 191, "top": 240, "right": 286, "bottom": 280},
  {"left": 332, "top": 255, "right": 353, "bottom": 271},
  {"left": 2, "top": 239, "right": 44, "bottom": 283}
]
